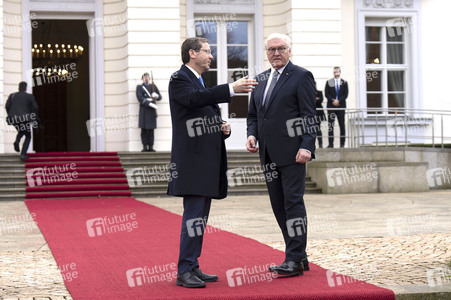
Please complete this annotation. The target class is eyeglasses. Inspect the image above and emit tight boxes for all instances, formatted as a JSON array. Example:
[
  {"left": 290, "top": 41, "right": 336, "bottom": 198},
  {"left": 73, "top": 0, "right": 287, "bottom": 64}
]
[
  {"left": 197, "top": 49, "right": 212, "bottom": 55},
  {"left": 266, "top": 47, "right": 288, "bottom": 54}
]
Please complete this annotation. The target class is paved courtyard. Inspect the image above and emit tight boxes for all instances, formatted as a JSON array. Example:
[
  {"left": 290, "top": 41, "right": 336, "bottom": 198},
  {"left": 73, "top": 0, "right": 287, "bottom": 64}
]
[{"left": 0, "top": 190, "right": 450, "bottom": 298}]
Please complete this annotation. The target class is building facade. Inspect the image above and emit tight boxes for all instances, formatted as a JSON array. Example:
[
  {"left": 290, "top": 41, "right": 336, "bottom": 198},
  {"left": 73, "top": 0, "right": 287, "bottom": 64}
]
[{"left": 1, "top": 0, "right": 449, "bottom": 153}]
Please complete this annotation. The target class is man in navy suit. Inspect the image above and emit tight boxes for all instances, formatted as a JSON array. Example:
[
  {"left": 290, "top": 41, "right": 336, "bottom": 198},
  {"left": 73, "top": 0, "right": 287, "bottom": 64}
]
[
  {"left": 168, "top": 37, "right": 257, "bottom": 288},
  {"left": 247, "top": 33, "right": 316, "bottom": 277},
  {"left": 324, "top": 66, "right": 348, "bottom": 148}
]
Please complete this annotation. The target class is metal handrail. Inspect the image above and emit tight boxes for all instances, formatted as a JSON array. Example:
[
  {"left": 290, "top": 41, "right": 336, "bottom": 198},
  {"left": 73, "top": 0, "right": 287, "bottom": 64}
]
[{"left": 316, "top": 108, "right": 451, "bottom": 148}]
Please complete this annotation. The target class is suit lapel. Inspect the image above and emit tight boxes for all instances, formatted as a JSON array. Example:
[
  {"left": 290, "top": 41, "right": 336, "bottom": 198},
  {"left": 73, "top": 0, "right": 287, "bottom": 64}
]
[
  {"left": 181, "top": 65, "right": 204, "bottom": 90},
  {"left": 265, "top": 61, "right": 294, "bottom": 111},
  {"left": 181, "top": 65, "right": 220, "bottom": 114}
]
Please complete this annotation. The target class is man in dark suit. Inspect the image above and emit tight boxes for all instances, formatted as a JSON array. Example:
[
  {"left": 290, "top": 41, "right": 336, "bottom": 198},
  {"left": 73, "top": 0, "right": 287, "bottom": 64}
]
[
  {"left": 324, "top": 66, "right": 348, "bottom": 148},
  {"left": 5, "top": 81, "right": 39, "bottom": 161},
  {"left": 136, "top": 72, "right": 162, "bottom": 152},
  {"left": 168, "top": 37, "right": 257, "bottom": 288},
  {"left": 246, "top": 33, "right": 316, "bottom": 277}
]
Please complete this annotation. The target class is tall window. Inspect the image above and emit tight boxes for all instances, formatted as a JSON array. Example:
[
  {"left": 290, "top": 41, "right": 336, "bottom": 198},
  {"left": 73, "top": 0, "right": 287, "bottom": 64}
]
[
  {"left": 195, "top": 18, "right": 251, "bottom": 117},
  {"left": 365, "top": 19, "right": 408, "bottom": 113}
]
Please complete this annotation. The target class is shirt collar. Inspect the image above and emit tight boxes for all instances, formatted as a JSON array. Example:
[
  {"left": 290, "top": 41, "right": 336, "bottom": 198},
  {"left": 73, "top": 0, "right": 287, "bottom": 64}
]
[
  {"left": 185, "top": 65, "right": 201, "bottom": 79},
  {"left": 271, "top": 63, "right": 288, "bottom": 76}
]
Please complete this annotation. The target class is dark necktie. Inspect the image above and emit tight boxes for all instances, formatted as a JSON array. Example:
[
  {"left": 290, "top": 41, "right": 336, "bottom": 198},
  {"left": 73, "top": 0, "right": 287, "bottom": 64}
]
[
  {"left": 335, "top": 80, "right": 339, "bottom": 97},
  {"left": 262, "top": 70, "right": 279, "bottom": 108}
]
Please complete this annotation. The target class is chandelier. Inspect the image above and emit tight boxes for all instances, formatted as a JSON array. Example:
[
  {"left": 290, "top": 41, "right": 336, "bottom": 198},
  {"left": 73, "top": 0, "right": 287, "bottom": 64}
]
[
  {"left": 32, "top": 43, "right": 84, "bottom": 59},
  {"left": 30, "top": 20, "right": 85, "bottom": 79}
]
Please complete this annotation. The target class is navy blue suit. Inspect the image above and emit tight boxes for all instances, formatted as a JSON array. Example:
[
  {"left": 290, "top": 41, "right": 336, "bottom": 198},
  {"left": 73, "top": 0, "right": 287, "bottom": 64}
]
[
  {"left": 247, "top": 61, "right": 316, "bottom": 262},
  {"left": 168, "top": 65, "right": 231, "bottom": 274},
  {"left": 325, "top": 78, "right": 348, "bottom": 147}
]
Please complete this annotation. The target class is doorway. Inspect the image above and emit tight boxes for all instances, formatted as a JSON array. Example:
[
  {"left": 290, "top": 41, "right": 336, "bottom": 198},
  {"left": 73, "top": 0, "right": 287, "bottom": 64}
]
[{"left": 31, "top": 19, "right": 90, "bottom": 152}]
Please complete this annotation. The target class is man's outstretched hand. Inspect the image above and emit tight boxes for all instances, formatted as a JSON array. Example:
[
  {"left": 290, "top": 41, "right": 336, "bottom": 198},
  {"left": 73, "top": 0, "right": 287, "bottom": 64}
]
[{"left": 232, "top": 76, "right": 258, "bottom": 93}]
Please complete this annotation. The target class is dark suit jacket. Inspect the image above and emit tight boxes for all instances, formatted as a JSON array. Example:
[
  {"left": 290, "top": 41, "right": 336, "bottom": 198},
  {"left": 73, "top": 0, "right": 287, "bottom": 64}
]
[
  {"left": 5, "top": 91, "right": 39, "bottom": 126},
  {"left": 167, "top": 65, "right": 231, "bottom": 199},
  {"left": 324, "top": 78, "right": 348, "bottom": 108},
  {"left": 247, "top": 61, "right": 317, "bottom": 167},
  {"left": 136, "top": 83, "right": 162, "bottom": 129},
  {"left": 316, "top": 90, "right": 325, "bottom": 119}
]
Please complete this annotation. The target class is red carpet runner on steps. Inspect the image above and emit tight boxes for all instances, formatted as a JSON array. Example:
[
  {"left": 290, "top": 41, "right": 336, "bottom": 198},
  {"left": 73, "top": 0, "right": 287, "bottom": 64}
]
[
  {"left": 25, "top": 195, "right": 395, "bottom": 299},
  {"left": 25, "top": 152, "right": 131, "bottom": 198}
]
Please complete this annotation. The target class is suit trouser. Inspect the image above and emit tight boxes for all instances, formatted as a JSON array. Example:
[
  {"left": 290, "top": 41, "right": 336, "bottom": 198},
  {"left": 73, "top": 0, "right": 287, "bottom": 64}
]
[
  {"left": 328, "top": 109, "right": 346, "bottom": 147},
  {"left": 15, "top": 123, "right": 32, "bottom": 156},
  {"left": 178, "top": 195, "right": 212, "bottom": 274},
  {"left": 140, "top": 128, "right": 154, "bottom": 148},
  {"left": 264, "top": 152, "right": 308, "bottom": 262}
]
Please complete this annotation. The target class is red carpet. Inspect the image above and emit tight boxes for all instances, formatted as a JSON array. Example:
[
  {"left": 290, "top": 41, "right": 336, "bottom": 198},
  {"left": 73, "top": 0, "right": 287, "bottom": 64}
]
[
  {"left": 25, "top": 197, "right": 395, "bottom": 300},
  {"left": 24, "top": 152, "right": 131, "bottom": 199}
]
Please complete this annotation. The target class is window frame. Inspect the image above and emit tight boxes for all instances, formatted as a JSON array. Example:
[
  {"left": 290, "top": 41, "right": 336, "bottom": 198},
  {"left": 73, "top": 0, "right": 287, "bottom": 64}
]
[
  {"left": 192, "top": 14, "right": 255, "bottom": 119},
  {"left": 365, "top": 19, "right": 409, "bottom": 113},
  {"left": 356, "top": 8, "right": 422, "bottom": 117}
]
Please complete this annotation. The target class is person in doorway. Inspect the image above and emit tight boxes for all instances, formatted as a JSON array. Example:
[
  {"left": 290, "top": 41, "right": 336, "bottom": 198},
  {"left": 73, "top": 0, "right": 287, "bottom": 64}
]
[
  {"left": 5, "top": 81, "right": 39, "bottom": 161},
  {"left": 136, "top": 72, "right": 162, "bottom": 152}
]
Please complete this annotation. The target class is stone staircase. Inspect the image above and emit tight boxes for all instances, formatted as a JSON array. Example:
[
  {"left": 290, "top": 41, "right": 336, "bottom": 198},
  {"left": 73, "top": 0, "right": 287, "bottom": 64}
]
[
  {"left": 0, "top": 151, "right": 322, "bottom": 201},
  {"left": 0, "top": 154, "right": 26, "bottom": 201},
  {"left": 118, "top": 150, "right": 322, "bottom": 198}
]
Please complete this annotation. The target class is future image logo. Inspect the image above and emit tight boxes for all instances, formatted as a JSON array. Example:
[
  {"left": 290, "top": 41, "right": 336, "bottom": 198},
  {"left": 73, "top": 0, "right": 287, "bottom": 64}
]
[{"left": 86, "top": 213, "right": 138, "bottom": 237}]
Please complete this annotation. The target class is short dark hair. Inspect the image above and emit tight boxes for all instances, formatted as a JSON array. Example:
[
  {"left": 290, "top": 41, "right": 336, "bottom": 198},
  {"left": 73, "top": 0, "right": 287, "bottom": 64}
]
[
  {"left": 181, "top": 37, "right": 208, "bottom": 64},
  {"left": 334, "top": 66, "right": 341, "bottom": 71},
  {"left": 18, "top": 81, "right": 27, "bottom": 92}
]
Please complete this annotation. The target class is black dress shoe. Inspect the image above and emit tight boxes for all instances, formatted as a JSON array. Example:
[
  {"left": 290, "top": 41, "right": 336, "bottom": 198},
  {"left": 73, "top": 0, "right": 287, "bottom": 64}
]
[
  {"left": 176, "top": 271, "right": 206, "bottom": 288},
  {"left": 20, "top": 155, "right": 28, "bottom": 162},
  {"left": 327, "top": 145, "right": 333, "bottom": 148},
  {"left": 302, "top": 258, "right": 310, "bottom": 271},
  {"left": 13, "top": 142, "right": 20, "bottom": 152},
  {"left": 269, "top": 258, "right": 309, "bottom": 272},
  {"left": 269, "top": 260, "right": 303, "bottom": 276},
  {"left": 193, "top": 268, "right": 218, "bottom": 282}
]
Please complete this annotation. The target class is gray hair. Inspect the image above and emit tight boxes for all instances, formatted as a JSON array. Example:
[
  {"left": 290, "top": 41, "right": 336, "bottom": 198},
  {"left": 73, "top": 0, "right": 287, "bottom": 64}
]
[{"left": 265, "top": 33, "right": 292, "bottom": 49}]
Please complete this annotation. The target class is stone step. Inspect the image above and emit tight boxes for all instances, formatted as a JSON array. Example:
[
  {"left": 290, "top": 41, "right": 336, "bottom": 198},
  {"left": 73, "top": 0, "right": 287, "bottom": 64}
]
[
  {"left": 0, "top": 193, "right": 26, "bottom": 201},
  {"left": 0, "top": 181, "right": 26, "bottom": 188}
]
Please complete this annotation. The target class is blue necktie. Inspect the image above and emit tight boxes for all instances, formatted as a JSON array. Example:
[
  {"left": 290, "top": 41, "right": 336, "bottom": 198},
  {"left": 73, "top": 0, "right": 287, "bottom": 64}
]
[
  {"left": 335, "top": 81, "right": 339, "bottom": 97},
  {"left": 199, "top": 76, "right": 205, "bottom": 87}
]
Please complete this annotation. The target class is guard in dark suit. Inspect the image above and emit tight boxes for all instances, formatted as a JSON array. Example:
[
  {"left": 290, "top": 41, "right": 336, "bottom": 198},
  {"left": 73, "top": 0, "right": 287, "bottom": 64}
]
[
  {"left": 247, "top": 33, "right": 316, "bottom": 277},
  {"left": 324, "top": 67, "right": 348, "bottom": 148},
  {"left": 136, "top": 72, "right": 162, "bottom": 152},
  {"left": 5, "top": 81, "right": 39, "bottom": 161},
  {"left": 315, "top": 85, "right": 326, "bottom": 148},
  {"left": 168, "top": 37, "right": 256, "bottom": 288}
]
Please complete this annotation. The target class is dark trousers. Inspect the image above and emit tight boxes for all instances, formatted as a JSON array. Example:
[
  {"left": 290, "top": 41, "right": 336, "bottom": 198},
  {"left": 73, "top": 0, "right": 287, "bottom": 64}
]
[
  {"left": 315, "top": 114, "right": 326, "bottom": 147},
  {"left": 140, "top": 128, "right": 154, "bottom": 149},
  {"left": 328, "top": 109, "right": 346, "bottom": 147},
  {"left": 264, "top": 152, "right": 308, "bottom": 262},
  {"left": 15, "top": 123, "right": 32, "bottom": 156},
  {"left": 178, "top": 195, "right": 212, "bottom": 274}
]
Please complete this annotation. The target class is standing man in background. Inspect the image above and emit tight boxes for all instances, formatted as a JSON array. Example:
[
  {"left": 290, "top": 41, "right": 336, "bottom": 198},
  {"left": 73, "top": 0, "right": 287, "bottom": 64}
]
[
  {"left": 136, "top": 72, "right": 162, "bottom": 152},
  {"left": 325, "top": 66, "right": 348, "bottom": 148},
  {"left": 168, "top": 37, "right": 256, "bottom": 288},
  {"left": 246, "top": 33, "right": 316, "bottom": 277},
  {"left": 5, "top": 81, "right": 39, "bottom": 161}
]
